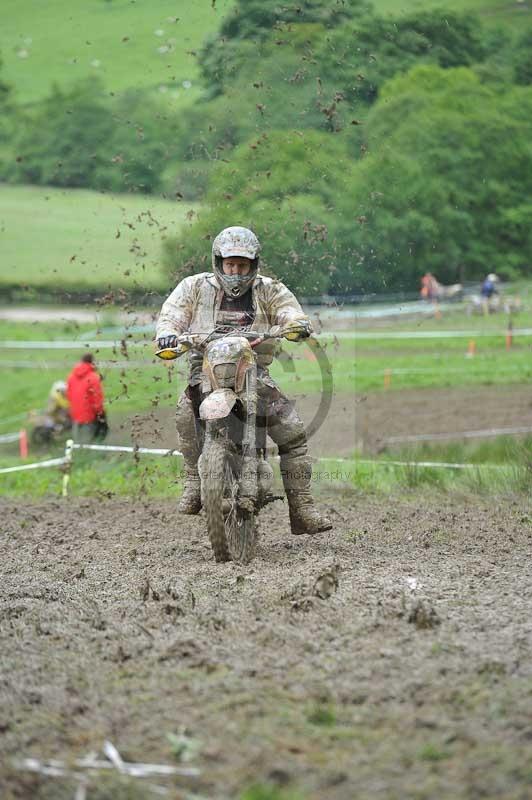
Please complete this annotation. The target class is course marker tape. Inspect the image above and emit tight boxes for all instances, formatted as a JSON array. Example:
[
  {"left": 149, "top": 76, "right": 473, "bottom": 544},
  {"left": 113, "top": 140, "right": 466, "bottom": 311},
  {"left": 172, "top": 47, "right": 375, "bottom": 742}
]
[
  {"left": 357, "top": 459, "right": 506, "bottom": 471},
  {"left": 351, "top": 328, "right": 532, "bottom": 340},
  {"left": 0, "top": 457, "right": 67, "bottom": 475},
  {"left": 385, "top": 424, "right": 532, "bottom": 444},
  {"left": 0, "top": 431, "right": 22, "bottom": 444},
  {"left": 0, "top": 429, "right": 29, "bottom": 457},
  {"left": 316, "top": 456, "right": 510, "bottom": 471},
  {"left": 71, "top": 443, "right": 182, "bottom": 456},
  {"left": 2, "top": 328, "right": 532, "bottom": 350},
  {"left": 0, "top": 444, "right": 517, "bottom": 494}
]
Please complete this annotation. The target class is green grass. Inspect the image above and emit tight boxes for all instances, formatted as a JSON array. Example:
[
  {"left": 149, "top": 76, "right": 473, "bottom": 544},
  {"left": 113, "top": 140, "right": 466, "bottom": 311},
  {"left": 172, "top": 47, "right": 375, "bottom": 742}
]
[
  {"left": 2, "top": 0, "right": 527, "bottom": 107},
  {"left": 0, "top": 311, "right": 530, "bottom": 500},
  {"left": 0, "top": 316, "right": 530, "bottom": 434},
  {"left": 372, "top": 0, "right": 532, "bottom": 29},
  {"left": 350, "top": 344, "right": 532, "bottom": 392},
  {"left": 0, "top": 452, "right": 185, "bottom": 498},
  {"left": 0, "top": 184, "right": 195, "bottom": 292},
  {"left": 354, "top": 302, "right": 532, "bottom": 334},
  {"left": 269, "top": 334, "right": 531, "bottom": 394},
  {"left": 240, "top": 786, "right": 304, "bottom": 800},
  {"left": 1, "top": 0, "right": 232, "bottom": 104},
  {"left": 0, "top": 348, "right": 186, "bottom": 423},
  {"left": 1, "top": 442, "right": 530, "bottom": 498},
  {"left": 307, "top": 704, "right": 337, "bottom": 727}
]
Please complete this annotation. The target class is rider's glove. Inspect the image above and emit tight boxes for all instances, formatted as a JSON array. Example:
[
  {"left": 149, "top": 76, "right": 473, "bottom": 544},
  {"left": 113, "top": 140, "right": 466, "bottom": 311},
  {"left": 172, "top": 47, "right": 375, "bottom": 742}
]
[
  {"left": 281, "top": 320, "right": 312, "bottom": 341},
  {"left": 156, "top": 334, "right": 179, "bottom": 350}
]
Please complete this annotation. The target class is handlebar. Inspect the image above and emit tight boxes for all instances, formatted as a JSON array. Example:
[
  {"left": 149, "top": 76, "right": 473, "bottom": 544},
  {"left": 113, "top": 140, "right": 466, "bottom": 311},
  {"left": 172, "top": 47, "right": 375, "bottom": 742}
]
[{"left": 155, "top": 328, "right": 283, "bottom": 361}]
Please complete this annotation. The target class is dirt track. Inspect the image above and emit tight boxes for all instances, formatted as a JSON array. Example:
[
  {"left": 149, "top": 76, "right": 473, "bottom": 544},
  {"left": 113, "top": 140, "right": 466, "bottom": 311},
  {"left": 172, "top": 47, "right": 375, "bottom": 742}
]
[{"left": 1, "top": 494, "right": 532, "bottom": 799}]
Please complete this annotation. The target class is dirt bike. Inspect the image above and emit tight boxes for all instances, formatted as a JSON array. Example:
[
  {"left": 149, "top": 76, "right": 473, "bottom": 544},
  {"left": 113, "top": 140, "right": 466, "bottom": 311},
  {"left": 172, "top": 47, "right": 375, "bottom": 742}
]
[
  {"left": 156, "top": 327, "right": 286, "bottom": 564},
  {"left": 30, "top": 413, "right": 72, "bottom": 447}
]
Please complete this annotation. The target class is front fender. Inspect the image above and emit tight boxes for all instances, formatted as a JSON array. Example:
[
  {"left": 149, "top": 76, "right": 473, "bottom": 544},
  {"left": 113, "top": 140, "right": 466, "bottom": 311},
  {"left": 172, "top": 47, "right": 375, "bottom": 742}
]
[{"left": 199, "top": 389, "right": 238, "bottom": 421}]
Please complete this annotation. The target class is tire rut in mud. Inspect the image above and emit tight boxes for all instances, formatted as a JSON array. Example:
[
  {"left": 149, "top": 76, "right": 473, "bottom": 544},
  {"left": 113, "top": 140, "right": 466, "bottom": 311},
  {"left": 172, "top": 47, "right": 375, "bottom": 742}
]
[{"left": 1, "top": 494, "right": 531, "bottom": 799}]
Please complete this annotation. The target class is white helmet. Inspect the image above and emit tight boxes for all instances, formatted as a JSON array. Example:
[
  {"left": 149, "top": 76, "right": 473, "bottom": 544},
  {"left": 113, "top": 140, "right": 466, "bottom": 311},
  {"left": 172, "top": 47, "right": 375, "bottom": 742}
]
[
  {"left": 212, "top": 226, "right": 260, "bottom": 298},
  {"left": 51, "top": 380, "right": 67, "bottom": 394}
]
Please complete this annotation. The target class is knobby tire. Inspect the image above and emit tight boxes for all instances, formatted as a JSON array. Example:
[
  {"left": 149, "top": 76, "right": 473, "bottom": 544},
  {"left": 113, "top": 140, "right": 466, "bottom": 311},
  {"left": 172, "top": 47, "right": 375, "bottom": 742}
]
[{"left": 203, "top": 441, "right": 231, "bottom": 563}]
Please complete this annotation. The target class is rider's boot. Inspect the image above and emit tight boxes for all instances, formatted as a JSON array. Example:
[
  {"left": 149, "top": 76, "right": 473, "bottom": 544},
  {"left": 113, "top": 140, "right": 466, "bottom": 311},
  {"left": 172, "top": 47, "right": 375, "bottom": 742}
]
[
  {"left": 178, "top": 460, "right": 202, "bottom": 515},
  {"left": 280, "top": 454, "right": 332, "bottom": 536},
  {"left": 176, "top": 391, "right": 202, "bottom": 515}
]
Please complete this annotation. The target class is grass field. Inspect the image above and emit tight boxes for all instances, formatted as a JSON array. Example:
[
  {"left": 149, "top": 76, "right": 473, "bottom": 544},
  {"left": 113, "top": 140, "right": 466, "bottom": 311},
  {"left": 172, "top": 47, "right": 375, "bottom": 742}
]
[
  {"left": 0, "top": 438, "right": 530, "bottom": 498},
  {"left": 0, "top": 302, "right": 531, "bottom": 500},
  {"left": 372, "top": 0, "right": 532, "bottom": 28},
  {"left": 0, "top": 305, "right": 531, "bottom": 417},
  {"left": 1, "top": 0, "right": 232, "bottom": 104},
  {"left": 1, "top": 0, "right": 528, "bottom": 107},
  {"left": 0, "top": 323, "right": 530, "bottom": 422},
  {"left": 0, "top": 184, "right": 194, "bottom": 292}
]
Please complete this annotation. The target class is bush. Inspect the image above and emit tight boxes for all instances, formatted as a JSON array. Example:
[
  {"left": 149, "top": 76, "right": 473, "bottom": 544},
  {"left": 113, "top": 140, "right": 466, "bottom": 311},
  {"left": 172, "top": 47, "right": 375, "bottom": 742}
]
[{"left": 6, "top": 80, "right": 181, "bottom": 194}]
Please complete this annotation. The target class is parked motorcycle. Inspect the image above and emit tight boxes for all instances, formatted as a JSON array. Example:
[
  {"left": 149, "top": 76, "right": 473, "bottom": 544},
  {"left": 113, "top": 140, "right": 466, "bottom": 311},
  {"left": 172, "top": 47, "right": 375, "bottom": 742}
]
[{"left": 156, "top": 327, "right": 286, "bottom": 564}]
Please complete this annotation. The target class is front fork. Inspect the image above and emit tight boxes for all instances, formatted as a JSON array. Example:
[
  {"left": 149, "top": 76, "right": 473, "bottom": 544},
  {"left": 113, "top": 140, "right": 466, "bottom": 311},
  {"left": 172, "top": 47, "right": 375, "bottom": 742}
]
[
  {"left": 200, "top": 366, "right": 258, "bottom": 510},
  {"left": 239, "top": 366, "right": 258, "bottom": 509}
]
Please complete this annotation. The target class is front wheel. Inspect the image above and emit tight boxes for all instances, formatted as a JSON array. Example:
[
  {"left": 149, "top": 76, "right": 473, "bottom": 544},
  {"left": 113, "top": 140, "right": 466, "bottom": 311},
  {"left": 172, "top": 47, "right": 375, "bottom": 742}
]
[
  {"left": 31, "top": 426, "right": 53, "bottom": 446},
  {"left": 226, "top": 505, "right": 258, "bottom": 565},
  {"left": 202, "top": 441, "right": 231, "bottom": 563},
  {"left": 202, "top": 441, "right": 258, "bottom": 564}
]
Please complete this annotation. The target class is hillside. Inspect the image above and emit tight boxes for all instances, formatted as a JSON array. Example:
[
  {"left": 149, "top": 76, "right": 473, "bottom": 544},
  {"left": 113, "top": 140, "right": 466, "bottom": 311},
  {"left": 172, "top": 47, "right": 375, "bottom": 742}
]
[
  {"left": 2, "top": 0, "right": 529, "bottom": 105},
  {"left": 0, "top": 0, "right": 232, "bottom": 104},
  {"left": 0, "top": 184, "right": 193, "bottom": 293},
  {"left": 373, "top": 0, "right": 531, "bottom": 28}
]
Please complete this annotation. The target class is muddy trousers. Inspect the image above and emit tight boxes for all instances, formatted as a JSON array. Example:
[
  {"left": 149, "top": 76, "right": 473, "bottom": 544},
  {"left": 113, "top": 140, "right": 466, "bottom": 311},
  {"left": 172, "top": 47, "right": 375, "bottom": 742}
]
[{"left": 175, "top": 385, "right": 330, "bottom": 533}]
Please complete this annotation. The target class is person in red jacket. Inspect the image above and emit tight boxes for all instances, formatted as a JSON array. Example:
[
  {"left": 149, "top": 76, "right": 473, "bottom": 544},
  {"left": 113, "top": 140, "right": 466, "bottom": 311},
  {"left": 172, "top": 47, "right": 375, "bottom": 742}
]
[{"left": 66, "top": 353, "right": 108, "bottom": 442}]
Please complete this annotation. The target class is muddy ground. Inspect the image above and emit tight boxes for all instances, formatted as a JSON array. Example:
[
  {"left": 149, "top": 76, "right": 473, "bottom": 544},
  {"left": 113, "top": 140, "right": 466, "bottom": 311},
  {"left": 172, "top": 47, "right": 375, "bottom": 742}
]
[
  {"left": 118, "top": 384, "right": 532, "bottom": 458},
  {"left": 1, "top": 494, "right": 532, "bottom": 799}
]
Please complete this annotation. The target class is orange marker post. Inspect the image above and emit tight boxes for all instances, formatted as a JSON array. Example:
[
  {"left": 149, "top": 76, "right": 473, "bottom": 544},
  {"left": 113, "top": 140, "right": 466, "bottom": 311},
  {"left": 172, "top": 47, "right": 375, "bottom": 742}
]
[
  {"left": 384, "top": 368, "right": 392, "bottom": 389},
  {"left": 466, "top": 339, "right": 476, "bottom": 358},
  {"left": 19, "top": 429, "right": 28, "bottom": 459},
  {"left": 506, "top": 319, "right": 513, "bottom": 351}
]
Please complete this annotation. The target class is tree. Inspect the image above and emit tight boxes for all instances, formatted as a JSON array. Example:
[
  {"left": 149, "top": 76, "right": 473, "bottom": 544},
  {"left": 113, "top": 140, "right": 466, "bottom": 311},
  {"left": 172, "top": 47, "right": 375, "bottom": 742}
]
[
  {"left": 175, "top": 7, "right": 493, "bottom": 182},
  {"left": 315, "top": 9, "right": 487, "bottom": 108},
  {"left": 199, "top": 0, "right": 371, "bottom": 97},
  {"left": 163, "top": 130, "right": 357, "bottom": 296},
  {"left": 514, "top": 26, "right": 532, "bottom": 85},
  {"left": 7, "top": 81, "right": 181, "bottom": 193},
  {"left": 335, "top": 66, "right": 532, "bottom": 289}
]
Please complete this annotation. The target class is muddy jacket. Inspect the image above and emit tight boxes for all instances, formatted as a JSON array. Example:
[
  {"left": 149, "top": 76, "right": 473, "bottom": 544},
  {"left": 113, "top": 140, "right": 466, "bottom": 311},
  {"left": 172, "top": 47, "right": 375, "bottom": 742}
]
[
  {"left": 66, "top": 362, "right": 104, "bottom": 424},
  {"left": 156, "top": 272, "right": 311, "bottom": 384}
]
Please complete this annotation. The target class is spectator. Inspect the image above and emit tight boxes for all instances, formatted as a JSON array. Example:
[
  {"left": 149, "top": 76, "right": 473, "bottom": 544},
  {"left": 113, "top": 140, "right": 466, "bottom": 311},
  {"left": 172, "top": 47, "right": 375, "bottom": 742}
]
[
  {"left": 481, "top": 273, "right": 500, "bottom": 314},
  {"left": 66, "top": 353, "right": 107, "bottom": 442},
  {"left": 46, "top": 380, "right": 71, "bottom": 428},
  {"left": 420, "top": 272, "right": 440, "bottom": 301}
]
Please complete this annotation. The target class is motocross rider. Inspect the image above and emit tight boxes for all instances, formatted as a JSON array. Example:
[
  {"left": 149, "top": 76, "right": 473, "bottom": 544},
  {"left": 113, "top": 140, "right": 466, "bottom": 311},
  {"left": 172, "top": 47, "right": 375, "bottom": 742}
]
[{"left": 156, "top": 226, "right": 332, "bottom": 536}]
